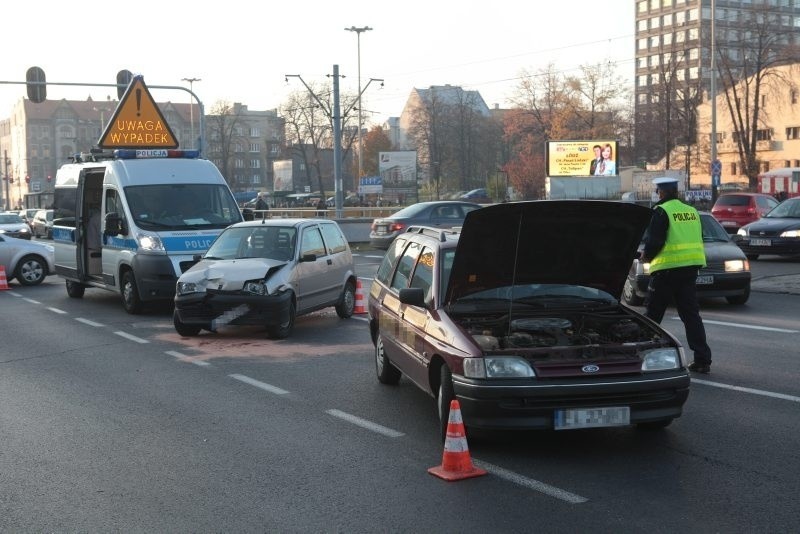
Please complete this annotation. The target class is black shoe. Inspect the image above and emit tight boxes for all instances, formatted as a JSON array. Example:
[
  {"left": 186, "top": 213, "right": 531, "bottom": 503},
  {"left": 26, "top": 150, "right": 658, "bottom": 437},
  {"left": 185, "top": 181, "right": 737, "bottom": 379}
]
[{"left": 688, "top": 362, "right": 710, "bottom": 374}]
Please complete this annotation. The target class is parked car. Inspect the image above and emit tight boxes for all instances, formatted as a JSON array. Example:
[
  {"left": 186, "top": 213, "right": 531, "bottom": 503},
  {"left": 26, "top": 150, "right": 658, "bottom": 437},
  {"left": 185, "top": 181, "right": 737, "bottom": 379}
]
[
  {"left": 173, "top": 218, "right": 357, "bottom": 339},
  {"left": 734, "top": 196, "right": 800, "bottom": 259},
  {"left": 369, "top": 201, "right": 482, "bottom": 249},
  {"left": 31, "top": 209, "right": 54, "bottom": 239},
  {"left": 623, "top": 212, "right": 751, "bottom": 306},
  {"left": 18, "top": 208, "right": 39, "bottom": 229},
  {"left": 0, "top": 233, "right": 55, "bottom": 285},
  {"left": 368, "top": 201, "right": 690, "bottom": 440},
  {"left": 710, "top": 192, "right": 779, "bottom": 233},
  {"left": 459, "top": 188, "right": 493, "bottom": 204},
  {"left": 0, "top": 212, "right": 32, "bottom": 240}
]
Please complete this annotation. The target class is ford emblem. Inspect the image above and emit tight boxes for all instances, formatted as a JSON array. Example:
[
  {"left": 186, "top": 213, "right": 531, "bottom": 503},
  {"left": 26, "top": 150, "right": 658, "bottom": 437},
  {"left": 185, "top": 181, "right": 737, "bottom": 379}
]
[{"left": 582, "top": 364, "right": 600, "bottom": 373}]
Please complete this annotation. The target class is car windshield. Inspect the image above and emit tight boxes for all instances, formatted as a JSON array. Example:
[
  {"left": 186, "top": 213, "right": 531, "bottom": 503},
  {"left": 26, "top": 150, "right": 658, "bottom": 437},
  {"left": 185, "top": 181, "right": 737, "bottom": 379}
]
[
  {"left": 0, "top": 214, "right": 24, "bottom": 224},
  {"left": 765, "top": 198, "right": 800, "bottom": 218},
  {"left": 205, "top": 226, "right": 297, "bottom": 262},
  {"left": 125, "top": 184, "right": 241, "bottom": 230}
]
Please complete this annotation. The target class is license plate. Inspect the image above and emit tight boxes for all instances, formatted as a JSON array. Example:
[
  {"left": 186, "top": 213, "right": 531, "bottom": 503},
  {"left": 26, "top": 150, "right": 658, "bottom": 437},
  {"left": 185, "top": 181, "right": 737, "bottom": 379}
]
[
  {"left": 375, "top": 226, "right": 387, "bottom": 235},
  {"left": 750, "top": 238, "right": 771, "bottom": 246},
  {"left": 554, "top": 406, "right": 630, "bottom": 430},
  {"left": 721, "top": 221, "right": 737, "bottom": 227},
  {"left": 696, "top": 275, "right": 714, "bottom": 285}
]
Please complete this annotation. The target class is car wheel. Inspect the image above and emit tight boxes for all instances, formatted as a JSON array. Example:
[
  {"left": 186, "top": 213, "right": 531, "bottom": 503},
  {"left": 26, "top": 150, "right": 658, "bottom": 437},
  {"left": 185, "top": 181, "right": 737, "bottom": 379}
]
[
  {"left": 437, "top": 365, "right": 456, "bottom": 442},
  {"left": 66, "top": 280, "right": 86, "bottom": 298},
  {"left": 746, "top": 253, "right": 759, "bottom": 261},
  {"left": 622, "top": 277, "right": 644, "bottom": 306},
  {"left": 335, "top": 280, "right": 356, "bottom": 318},
  {"left": 267, "top": 298, "right": 295, "bottom": 339},
  {"left": 173, "top": 308, "right": 201, "bottom": 336},
  {"left": 15, "top": 254, "right": 47, "bottom": 286},
  {"left": 375, "top": 335, "right": 401, "bottom": 385},
  {"left": 121, "top": 270, "right": 143, "bottom": 314},
  {"left": 636, "top": 419, "right": 673, "bottom": 431},
  {"left": 726, "top": 286, "right": 750, "bottom": 305}
]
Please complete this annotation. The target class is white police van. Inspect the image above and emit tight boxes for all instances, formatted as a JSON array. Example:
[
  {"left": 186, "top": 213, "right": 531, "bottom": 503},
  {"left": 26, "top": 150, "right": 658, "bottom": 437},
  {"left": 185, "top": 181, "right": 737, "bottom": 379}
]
[{"left": 53, "top": 148, "right": 243, "bottom": 313}]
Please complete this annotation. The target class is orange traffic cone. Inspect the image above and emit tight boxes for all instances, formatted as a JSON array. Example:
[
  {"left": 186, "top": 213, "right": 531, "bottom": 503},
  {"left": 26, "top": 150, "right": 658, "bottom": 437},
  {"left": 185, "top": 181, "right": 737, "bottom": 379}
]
[
  {"left": 353, "top": 278, "right": 367, "bottom": 314},
  {"left": 0, "top": 265, "right": 9, "bottom": 290},
  {"left": 428, "top": 399, "right": 487, "bottom": 481}
]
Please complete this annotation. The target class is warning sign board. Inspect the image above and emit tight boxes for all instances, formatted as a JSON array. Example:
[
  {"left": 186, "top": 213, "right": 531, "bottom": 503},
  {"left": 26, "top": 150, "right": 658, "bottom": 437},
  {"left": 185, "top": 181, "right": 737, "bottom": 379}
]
[{"left": 98, "top": 75, "right": 178, "bottom": 149}]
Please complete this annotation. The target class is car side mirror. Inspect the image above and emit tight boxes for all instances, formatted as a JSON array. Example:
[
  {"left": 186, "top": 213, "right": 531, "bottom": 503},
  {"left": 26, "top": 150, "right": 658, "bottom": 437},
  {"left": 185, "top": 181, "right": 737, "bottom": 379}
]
[
  {"left": 104, "top": 212, "right": 126, "bottom": 235},
  {"left": 299, "top": 253, "right": 316, "bottom": 263},
  {"left": 399, "top": 287, "right": 426, "bottom": 307}
]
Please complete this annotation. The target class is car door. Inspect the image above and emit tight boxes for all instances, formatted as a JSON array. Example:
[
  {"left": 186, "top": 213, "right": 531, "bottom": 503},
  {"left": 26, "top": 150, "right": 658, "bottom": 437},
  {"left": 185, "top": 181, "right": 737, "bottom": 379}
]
[{"left": 293, "top": 224, "right": 330, "bottom": 312}]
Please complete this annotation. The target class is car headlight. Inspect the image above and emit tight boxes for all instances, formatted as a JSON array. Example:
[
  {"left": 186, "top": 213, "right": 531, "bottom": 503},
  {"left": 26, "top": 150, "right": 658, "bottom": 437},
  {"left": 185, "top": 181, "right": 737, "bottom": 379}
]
[
  {"left": 177, "top": 281, "right": 204, "bottom": 295},
  {"left": 19, "top": 227, "right": 30, "bottom": 233},
  {"left": 737, "top": 228, "right": 748, "bottom": 237},
  {"left": 641, "top": 261, "right": 651, "bottom": 275},
  {"left": 724, "top": 259, "right": 748, "bottom": 272},
  {"left": 136, "top": 231, "right": 165, "bottom": 252},
  {"left": 641, "top": 347, "right": 680, "bottom": 371},
  {"left": 463, "top": 356, "right": 535, "bottom": 378},
  {"left": 780, "top": 230, "right": 800, "bottom": 238},
  {"left": 243, "top": 279, "right": 268, "bottom": 295}
]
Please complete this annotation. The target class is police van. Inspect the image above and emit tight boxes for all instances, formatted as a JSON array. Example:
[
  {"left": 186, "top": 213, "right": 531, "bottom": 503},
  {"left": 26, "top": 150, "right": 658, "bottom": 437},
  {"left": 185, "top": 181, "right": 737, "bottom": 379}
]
[{"left": 53, "top": 148, "right": 243, "bottom": 313}]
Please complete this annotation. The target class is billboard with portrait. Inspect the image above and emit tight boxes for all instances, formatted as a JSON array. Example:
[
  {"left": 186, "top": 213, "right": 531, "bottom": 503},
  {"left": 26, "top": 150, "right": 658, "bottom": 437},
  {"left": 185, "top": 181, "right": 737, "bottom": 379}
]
[{"left": 546, "top": 140, "right": 618, "bottom": 177}]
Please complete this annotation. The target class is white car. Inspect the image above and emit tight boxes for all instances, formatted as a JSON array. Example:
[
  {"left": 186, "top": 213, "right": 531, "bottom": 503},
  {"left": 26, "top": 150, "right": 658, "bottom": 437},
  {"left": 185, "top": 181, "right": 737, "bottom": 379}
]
[
  {"left": 0, "top": 233, "right": 55, "bottom": 286},
  {"left": 173, "top": 218, "right": 357, "bottom": 338}
]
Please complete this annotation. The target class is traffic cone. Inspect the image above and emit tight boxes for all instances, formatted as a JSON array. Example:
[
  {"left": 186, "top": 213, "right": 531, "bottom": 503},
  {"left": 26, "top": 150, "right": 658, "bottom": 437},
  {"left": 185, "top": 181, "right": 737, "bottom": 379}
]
[
  {"left": 353, "top": 278, "right": 367, "bottom": 314},
  {"left": 0, "top": 265, "right": 9, "bottom": 290},
  {"left": 428, "top": 399, "right": 487, "bottom": 481}
]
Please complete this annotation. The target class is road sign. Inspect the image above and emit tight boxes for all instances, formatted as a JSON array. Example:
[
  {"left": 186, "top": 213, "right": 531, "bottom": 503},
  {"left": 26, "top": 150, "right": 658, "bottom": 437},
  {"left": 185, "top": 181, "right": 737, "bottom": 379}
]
[
  {"left": 98, "top": 75, "right": 178, "bottom": 149},
  {"left": 711, "top": 159, "right": 722, "bottom": 176}
]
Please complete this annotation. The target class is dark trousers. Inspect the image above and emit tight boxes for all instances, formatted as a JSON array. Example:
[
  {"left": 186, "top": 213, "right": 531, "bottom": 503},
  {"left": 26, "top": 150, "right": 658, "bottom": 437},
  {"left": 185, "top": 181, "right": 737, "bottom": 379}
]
[{"left": 645, "top": 266, "right": 712, "bottom": 365}]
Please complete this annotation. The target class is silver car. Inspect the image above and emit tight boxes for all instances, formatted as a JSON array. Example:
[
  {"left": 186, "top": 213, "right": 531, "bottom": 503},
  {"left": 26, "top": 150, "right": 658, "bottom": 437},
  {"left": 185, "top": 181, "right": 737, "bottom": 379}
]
[
  {"left": 0, "top": 233, "right": 55, "bottom": 286},
  {"left": 173, "top": 218, "right": 357, "bottom": 338},
  {"left": 0, "top": 212, "right": 33, "bottom": 240}
]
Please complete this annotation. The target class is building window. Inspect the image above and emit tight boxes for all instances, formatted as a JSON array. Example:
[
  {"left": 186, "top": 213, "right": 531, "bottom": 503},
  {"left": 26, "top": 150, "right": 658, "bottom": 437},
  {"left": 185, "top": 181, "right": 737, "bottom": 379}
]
[
  {"left": 251, "top": 174, "right": 261, "bottom": 185},
  {"left": 235, "top": 159, "right": 244, "bottom": 169},
  {"left": 791, "top": 89, "right": 798, "bottom": 104},
  {"left": 234, "top": 143, "right": 244, "bottom": 153},
  {"left": 638, "top": 19, "right": 648, "bottom": 31},
  {"left": 250, "top": 143, "right": 260, "bottom": 153},
  {"left": 250, "top": 159, "right": 261, "bottom": 168},
  {"left": 650, "top": 35, "right": 660, "bottom": 48},
  {"left": 250, "top": 127, "right": 261, "bottom": 137},
  {"left": 638, "top": 38, "right": 648, "bottom": 51},
  {"left": 756, "top": 129, "right": 772, "bottom": 141},
  {"left": 730, "top": 162, "right": 737, "bottom": 175},
  {"left": 638, "top": 0, "right": 648, "bottom": 13},
  {"left": 58, "top": 125, "right": 75, "bottom": 139}
]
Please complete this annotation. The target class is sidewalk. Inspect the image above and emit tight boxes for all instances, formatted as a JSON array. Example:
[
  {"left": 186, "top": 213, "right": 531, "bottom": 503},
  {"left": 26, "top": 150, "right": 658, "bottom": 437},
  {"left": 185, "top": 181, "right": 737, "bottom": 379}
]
[{"left": 751, "top": 274, "right": 800, "bottom": 295}]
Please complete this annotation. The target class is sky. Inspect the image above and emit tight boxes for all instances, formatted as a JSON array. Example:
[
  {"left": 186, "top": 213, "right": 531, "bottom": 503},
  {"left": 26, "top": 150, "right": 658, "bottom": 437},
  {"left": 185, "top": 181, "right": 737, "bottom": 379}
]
[{"left": 2, "top": 1, "right": 635, "bottom": 127}]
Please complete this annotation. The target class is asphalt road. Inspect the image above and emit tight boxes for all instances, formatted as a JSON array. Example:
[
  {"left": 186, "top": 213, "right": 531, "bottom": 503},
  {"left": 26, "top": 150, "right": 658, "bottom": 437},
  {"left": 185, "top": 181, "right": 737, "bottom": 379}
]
[{"left": 1, "top": 252, "right": 798, "bottom": 532}]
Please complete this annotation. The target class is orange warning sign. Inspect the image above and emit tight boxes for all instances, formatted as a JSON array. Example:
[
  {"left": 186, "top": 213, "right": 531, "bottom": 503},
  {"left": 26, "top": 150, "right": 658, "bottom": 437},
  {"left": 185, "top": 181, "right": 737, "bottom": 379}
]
[{"left": 98, "top": 75, "right": 178, "bottom": 149}]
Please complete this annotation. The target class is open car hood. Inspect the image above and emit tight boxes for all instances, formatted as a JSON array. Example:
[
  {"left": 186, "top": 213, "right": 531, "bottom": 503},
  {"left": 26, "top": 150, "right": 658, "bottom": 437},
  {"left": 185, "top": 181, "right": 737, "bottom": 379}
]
[{"left": 445, "top": 200, "right": 653, "bottom": 304}]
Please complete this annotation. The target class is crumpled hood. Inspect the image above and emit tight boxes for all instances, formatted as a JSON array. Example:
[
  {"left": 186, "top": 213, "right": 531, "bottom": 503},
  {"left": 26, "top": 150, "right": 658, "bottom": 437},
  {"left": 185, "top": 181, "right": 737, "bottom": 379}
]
[
  {"left": 179, "top": 257, "right": 287, "bottom": 291},
  {"left": 446, "top": 200, "right": 653, "bottom": 303}
]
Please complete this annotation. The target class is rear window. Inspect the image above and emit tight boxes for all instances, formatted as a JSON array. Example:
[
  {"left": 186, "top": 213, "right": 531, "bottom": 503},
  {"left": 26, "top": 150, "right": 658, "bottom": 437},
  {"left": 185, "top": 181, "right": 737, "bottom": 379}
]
[{"left": 715, "top": 195, "right": 751, "bottom": 207}]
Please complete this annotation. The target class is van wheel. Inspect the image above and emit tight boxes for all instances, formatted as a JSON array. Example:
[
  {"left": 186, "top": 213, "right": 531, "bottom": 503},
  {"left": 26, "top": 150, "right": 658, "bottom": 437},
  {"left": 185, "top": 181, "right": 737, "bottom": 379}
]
[
  {"left": 121, "top": 270, "right": 143, "bottom": 314},
  {"left": 66, "top": 280, "right": 86, "bottom": 298},
  {"left": 173, "top": 309, "right": 201, "bottom": 336},
  {"left": 335, "top": 280, "right": 356, "bottom": 318},
  {"left": 267, "top": 299, "right": 295, "bottom": 339},
  {"left": 15, "top": 254, "right": 47, "bottom": 286}
]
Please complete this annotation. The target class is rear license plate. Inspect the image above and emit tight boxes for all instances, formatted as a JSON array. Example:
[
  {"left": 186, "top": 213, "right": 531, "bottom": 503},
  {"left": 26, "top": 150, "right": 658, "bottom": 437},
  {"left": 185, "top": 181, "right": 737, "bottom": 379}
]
[
  {"left": 696, "top": 275, "right": 714, "bottom": 285},
  {"left": 375, "top": 226, "right": 387, "bottom": 235},
  {"left": 554, "top": 406, "right": 630, "bottom": 430},
  {"left": 750, "top": 238, "right": 771, "bottom": 246},
  {"left": 721, "top": 221, "right": 737, "bottom": 227}
]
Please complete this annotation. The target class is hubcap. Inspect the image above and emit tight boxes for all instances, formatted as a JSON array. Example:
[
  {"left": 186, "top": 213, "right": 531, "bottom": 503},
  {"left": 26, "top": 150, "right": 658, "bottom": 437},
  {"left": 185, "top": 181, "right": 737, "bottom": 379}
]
[{"left": 21, "top": 261, "right": 43, "bottom": 282}]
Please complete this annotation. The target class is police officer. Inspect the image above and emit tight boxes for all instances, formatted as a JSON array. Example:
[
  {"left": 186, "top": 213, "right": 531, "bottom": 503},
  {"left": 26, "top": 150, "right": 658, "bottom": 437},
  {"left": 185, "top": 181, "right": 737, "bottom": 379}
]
[{"left": 640, "top": 177, "right": 712, "bottom": 374}]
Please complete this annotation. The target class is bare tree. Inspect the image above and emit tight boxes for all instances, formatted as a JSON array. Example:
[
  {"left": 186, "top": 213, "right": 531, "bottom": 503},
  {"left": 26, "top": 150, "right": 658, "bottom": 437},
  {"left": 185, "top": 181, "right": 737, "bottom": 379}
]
[{"left": 206, "top": 101, "right": 244, "bottom": 190}]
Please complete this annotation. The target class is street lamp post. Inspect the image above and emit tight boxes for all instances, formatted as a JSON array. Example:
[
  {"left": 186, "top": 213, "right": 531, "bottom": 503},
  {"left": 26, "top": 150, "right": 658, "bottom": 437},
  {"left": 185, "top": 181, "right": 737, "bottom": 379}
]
[
  {"left": 182, "top": 77, "right": 201, "bottom": 149},
  {"left": 345, "top": 26, "right": 372, "bottom": 183}
]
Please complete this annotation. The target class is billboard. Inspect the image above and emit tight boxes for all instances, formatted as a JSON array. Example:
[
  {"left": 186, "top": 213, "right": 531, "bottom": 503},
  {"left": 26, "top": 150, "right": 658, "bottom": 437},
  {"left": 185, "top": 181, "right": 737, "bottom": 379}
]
[
  {"left": 546, "top": 140, "right": 618, "bottom": 177},
  {"left": 378, "top": 151, "right": 418, "bottom": 204},
  {"left": 273, "top": 160, "right": 293, "bottom": 192}
]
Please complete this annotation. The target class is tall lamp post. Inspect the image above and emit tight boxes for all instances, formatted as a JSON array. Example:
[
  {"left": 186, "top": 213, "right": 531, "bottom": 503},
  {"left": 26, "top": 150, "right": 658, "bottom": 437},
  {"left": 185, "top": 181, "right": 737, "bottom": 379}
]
[
  {"left": 345, "top": 26, "right": 372, "bottom": 182},
  {"left": 181, "top": 77, "right": 201, "bottom": 149}
]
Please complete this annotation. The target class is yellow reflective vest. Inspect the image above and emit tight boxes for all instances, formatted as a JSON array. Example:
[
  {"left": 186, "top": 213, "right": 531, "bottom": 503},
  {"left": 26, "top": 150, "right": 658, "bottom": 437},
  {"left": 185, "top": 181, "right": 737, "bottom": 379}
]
[{"left": 649, "top": 199, "right": 706, "bottom": 273}]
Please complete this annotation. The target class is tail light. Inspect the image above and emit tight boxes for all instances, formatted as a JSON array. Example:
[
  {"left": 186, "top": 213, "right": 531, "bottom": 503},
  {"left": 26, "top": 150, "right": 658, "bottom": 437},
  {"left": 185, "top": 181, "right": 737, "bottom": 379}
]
[{"left": 389, "top": 222, "right": 406, "bottom": 232}]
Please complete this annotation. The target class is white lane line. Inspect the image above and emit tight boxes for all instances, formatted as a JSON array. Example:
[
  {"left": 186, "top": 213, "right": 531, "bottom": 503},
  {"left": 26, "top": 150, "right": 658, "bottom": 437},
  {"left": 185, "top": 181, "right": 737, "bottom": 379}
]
[
  {"left": 75, "top": 318, "right": 104, "bottom": 327},
  {"left": 671, "top": 316, "right": 798, "bottom": 333},
  {"left": 47, "top": 307, "right": 68, "bottom": 314},
  {"left": 22, "top": 298, "right": 40, "bottom": 304},
  {"left": 692, "top": 378, "right": 800, "bottom": 403},
  {"left": 229, "top": 374, "right": 289, "bottom": 395},
  {"left": 7, "top": 291, "right": 23, "bottom": 297},
  {"left": 472, "top": 459, "right": 588, "bottom": 504},
  {"left": 364, "top": 255, "right": 384, "bottom": 259},
  {"left": 113, "top": 331, "right": 149, "bottom": 344},
  {"left": 352, "top": 315, "right": 369, "bottom": 322},
  {"left": 165, "top": 350, "right": 211, "bottom": 367},
  {"left": 325, "top": 409, "right": 405, "bottom": 438}
]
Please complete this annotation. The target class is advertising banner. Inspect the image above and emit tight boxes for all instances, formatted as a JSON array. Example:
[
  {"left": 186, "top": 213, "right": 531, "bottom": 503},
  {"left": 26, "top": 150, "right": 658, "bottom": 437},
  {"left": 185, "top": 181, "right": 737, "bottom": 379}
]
[
  {"left": 378, "top": 151, "right": 418, "bottom": 204},
  {"left": 272, "top": 160, "right": 293, "bottom": 192},
  {"left": 547, "top": 140, "right": 618, "bottom": 177}
]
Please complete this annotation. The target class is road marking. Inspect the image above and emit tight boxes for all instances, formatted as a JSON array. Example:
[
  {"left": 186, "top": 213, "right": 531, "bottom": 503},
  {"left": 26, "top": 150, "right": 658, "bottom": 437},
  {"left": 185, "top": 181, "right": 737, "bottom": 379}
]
[
  {"left": 472, "top": 459, "right": 588, "bottom": 504},
  {"left": 671, "top": 316, "right": 798, "bottom": 333},
  {"left": 114, "top": 331, "right": 149, "bottom": 344},
  {"left": 22, "top": 298, "right": 40, "bottom": 304},
  {"left": 165, "top": 350, "right": 211, "bottom": 367},
  {"left": 691, "top": 378, "right": 800, "bottom": 403},
  {"left": 47, "top": 307, "right": 67, "bottom": 314},
  {"left": 6, "top": 291, "right": 22, "bottom": 297},
  {"left": 229, "top": 374, "right": 289, "bottom": 395},
  {"left": 325, "top": 409, "right": 405, "bottom": 438},
  {"left": 75, "top": 318, "right": 104, "bottom": 327}
]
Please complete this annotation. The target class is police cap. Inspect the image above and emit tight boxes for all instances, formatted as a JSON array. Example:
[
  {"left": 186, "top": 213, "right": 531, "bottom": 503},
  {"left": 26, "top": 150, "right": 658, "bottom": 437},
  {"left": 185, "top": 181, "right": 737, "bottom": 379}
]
[{"left": 653, "top": 177, "right": 679, "bottom": 190}]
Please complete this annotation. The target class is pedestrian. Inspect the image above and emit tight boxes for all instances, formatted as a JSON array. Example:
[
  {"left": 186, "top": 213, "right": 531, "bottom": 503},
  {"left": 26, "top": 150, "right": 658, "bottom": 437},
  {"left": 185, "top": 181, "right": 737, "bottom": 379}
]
[
  {"left": 254, "top": 192, "right": 268, "bottom": 211},
  {"left": 640, "top": 177, "right": 712, "bottom": 374},
  {"left": 316, "top": 197, "right": 327, "bottom": 217}
]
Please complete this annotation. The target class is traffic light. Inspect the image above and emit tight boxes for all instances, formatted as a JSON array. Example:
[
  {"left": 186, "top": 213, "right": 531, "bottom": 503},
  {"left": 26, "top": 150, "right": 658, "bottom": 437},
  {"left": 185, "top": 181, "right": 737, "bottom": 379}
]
[
  {"left": 9, "top": 176, "right": 13, "bottom": 184},
  {"left": 47, "top": 175, "right": 52, "bottom": 182},
  {"left": 26, "top": 66, "right": 47, "bottom": 103},
  {"left": 25, "top": 175, "right": 30, "bottom": 184}
]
